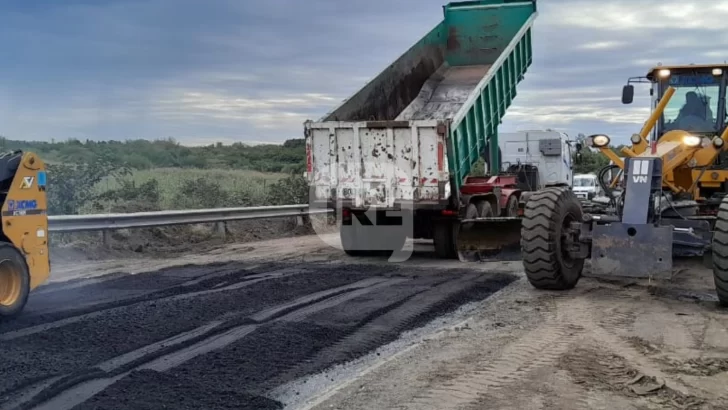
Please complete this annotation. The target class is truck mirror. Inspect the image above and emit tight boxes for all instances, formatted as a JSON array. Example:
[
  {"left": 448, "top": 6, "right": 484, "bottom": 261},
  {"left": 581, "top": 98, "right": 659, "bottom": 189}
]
[
  {"left": 622, "top": 84, "right": 634, "bottom": 104},
  {"left": 575, "top": 142, "right": 583, "bottom": 151}
]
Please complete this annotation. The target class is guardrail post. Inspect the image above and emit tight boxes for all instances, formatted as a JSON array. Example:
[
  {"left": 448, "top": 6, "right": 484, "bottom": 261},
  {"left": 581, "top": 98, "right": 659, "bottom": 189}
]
[
  {"left": 296, "top": 216, "right": 304, "bottom": 227},
  {"left": 215, "top": 222, "right": 227, "bottom": 240},
  {"left": 102, "top": 230, "right": 111, "bottom": 248}
]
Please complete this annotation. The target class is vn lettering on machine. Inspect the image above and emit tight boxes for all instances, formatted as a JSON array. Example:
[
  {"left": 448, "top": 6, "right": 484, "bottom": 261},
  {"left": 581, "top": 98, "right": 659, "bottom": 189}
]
[{"left": 631, "top": 160, "right": 650, "bottom": 184}]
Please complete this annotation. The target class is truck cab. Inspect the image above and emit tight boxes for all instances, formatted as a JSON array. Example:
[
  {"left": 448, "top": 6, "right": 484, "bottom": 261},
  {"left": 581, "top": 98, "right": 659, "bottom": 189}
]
[{"left": 497, "top": 130, "right": 574, "bottom": 188}]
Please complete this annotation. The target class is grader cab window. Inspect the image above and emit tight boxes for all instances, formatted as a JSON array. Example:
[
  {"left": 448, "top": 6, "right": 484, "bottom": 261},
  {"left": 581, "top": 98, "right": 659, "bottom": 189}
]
[{"left": 660, "top": 73, "right": 725, "bottom": 135}]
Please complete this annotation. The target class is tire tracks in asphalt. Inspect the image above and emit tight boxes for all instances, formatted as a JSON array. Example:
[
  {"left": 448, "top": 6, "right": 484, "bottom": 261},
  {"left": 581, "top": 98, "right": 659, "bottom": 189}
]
[
  {"left": 0, "top": 264, "right": 306, "bottom": 339},
  {"left": 0, "top": 263, "right": 402, "bottom": 401},
  {"left": 277, "top": 272, "right": 496, "bottom": 382},
  {"left": 274, "top": 273, "right": 523, "bottom": 410},
  {"left": 3, "top": 276, "right": 407, "bottom": 410}
]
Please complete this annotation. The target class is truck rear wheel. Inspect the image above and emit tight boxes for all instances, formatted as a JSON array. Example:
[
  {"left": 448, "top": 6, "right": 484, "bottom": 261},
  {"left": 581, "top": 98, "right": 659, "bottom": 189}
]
[
  {"left": 711, "top": 197, "right": 728, "bottom": 306},
  {"left": 504, "top": 195, "right": 518, "bottom": 217},
  {"left": 521, "top": 187, "right": 584, "bottom": 290},
  {"left": 0, "top": 244, "right": 30, "bottom": 319}
]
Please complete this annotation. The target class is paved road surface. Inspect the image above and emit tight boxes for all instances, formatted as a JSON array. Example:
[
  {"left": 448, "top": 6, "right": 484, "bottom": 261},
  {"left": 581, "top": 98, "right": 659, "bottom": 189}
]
[{"left": 2, "top": 235, "right": 728, "bottom": 409}]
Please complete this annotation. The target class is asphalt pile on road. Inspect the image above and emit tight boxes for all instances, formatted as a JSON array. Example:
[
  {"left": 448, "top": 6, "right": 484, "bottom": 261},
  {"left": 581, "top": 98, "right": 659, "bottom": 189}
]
[{"left": 0, "top": 260, "right": 516, "bottom": 410}]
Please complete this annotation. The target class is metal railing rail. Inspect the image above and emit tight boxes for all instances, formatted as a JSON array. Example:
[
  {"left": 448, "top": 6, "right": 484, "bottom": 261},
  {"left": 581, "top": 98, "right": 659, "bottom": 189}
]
[{"left": 47, "top": 204, "right": 331, "bottom": 232}]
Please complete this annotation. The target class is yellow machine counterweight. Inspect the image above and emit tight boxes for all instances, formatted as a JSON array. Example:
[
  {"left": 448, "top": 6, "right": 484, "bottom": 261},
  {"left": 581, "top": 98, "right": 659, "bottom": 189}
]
[{"left": 0, "top": 151, "right": 49, "bottom": 319}]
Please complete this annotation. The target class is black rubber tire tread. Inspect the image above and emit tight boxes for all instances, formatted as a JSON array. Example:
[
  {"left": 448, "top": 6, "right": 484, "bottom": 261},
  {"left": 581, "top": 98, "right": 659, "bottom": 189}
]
[
  {"left": 504, "top": 195, "right": 518, "bottom": 217},
  {"left": 433, "top": 220, "right": 457, "bottom": 259},
  {"left": 475, "top": 200, "right": 493, "bottom": 218},
  {"left": 476, "top": 201, "right": 493, "bottom": 218},
  {"left": 520, "top": 186, "right": 585, "bottom": 290},
  {"left": 711, "top": 197, "right": 728, "bottom": 306},
  {"left": 0, "top": 243, "right": 31, "bottom": 319},
  {"left": 465, "top": 203, "right": 478, "bottom": 219}
]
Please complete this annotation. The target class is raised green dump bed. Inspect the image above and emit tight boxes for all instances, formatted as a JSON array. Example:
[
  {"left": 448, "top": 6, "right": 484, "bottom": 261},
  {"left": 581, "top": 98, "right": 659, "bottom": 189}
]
[{"left": 307, "top": 0, "right": 537, "bottom": 207}]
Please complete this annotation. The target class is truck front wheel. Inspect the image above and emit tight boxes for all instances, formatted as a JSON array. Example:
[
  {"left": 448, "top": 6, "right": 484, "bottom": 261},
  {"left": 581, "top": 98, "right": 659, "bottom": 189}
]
[
  {"left": 521, "top": 187, "right": 585, "bottom": 290},
  {"left": 0, "top": 244, "right": 31, "bottom": 319}
]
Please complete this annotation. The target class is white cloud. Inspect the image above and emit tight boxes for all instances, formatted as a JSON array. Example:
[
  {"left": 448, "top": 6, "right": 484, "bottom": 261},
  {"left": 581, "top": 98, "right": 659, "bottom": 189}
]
[
  {"left": 577, "top": 41, "right": 625, "bottom": 50},
  {"left": 542, "top": 1, "right": 728, "bottom": 30}
]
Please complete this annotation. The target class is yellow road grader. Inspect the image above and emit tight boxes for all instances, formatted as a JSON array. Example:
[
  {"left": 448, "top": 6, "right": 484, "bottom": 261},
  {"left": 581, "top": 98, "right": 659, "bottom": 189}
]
[
  {"left": 0, "top": 151, "right": 50, "bottom": 318},
  {"left": 519, "top": 63, "right": 728, "bottom": 306}
]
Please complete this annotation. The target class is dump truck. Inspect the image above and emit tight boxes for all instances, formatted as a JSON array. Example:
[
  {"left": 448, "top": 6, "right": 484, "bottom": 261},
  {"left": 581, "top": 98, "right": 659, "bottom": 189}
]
[
  {"left": 0, "top": 150, "right": 50, "bottom": 318},
  {"left": 305, "top": 0, "right": 573, "bottom": 259}
]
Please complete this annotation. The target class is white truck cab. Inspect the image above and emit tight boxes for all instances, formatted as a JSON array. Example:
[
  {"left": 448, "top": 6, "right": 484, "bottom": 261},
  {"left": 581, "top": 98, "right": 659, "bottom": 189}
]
[{"left": 498, "top": 130, "right": 574, "bottom": 187}]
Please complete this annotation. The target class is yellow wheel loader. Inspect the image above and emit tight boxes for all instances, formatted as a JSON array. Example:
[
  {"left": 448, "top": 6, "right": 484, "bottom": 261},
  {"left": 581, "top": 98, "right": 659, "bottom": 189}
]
[
  {"left": 0, "top": 151, "right": 50, "bottom": 318},
  {"left": 520, "top": 64, "right": 728, "bottom": 306}
]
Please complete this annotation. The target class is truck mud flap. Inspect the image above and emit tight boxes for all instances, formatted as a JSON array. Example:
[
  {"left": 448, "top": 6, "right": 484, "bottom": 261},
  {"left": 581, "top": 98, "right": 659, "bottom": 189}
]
[
  {"left": 586, "top": 223, "right": 673, "bottom": 279},
  {"left": 455, "top": 217, "right": 522, "bottom": 262}
]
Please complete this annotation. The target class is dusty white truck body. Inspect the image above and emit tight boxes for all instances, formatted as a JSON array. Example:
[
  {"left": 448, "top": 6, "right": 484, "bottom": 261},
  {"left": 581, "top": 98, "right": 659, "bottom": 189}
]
[
  {"left": 498, "top": 130, "right": 574, "bottom": 187},
  {"left": 305, "top": 121, "right": 449, "bottom": 209}
]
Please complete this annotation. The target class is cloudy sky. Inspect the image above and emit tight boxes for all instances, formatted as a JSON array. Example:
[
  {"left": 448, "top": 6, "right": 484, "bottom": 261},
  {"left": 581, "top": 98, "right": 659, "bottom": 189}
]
[{"left": 1, "top": 0, "right": 724, "bottom": 146}]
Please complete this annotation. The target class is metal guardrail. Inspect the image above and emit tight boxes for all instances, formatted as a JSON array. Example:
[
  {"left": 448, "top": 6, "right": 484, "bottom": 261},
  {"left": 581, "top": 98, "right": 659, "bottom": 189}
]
[{"left": 47, "top": 204, "right": 332, "bottom": 233}]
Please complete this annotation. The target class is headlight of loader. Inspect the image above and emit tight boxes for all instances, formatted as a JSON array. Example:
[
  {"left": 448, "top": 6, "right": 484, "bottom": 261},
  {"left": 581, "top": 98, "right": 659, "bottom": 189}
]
[
  {"left": 713, "top": 136, "right": 725, "bottom": 148},
  {"left": 683, "top": 135, "right": 702, "bottom": 147},
  {"left": 589, "top": 134, "right": 611, "bottom": 148},
  {"left": 630, "top": 133, "right": 642, "bottom": 145}
]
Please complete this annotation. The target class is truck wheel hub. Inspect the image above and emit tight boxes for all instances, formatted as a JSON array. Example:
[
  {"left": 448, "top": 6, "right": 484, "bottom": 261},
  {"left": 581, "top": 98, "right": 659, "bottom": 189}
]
[{"left": 0, "top": 261, "right": 22, "bottom": 307}]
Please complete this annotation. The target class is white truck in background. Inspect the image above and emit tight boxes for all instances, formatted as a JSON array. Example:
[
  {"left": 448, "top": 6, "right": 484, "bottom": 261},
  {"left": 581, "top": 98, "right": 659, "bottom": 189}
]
[
  {"left": 572, "top": 173, "right": 602, "bottom": 200},
  {"left": 497, "top": 130, "right": 574, "bottom": 192}
]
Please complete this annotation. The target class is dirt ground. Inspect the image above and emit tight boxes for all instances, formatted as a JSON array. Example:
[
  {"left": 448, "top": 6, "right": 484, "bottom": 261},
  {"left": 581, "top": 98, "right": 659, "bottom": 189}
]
[{"left": 42, "top": 233, "right": 728, "bottom": 410}]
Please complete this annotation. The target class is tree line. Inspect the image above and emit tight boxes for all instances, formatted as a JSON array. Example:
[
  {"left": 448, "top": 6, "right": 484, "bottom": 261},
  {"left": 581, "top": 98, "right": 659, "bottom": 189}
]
[{"left": 0, "top": 136, "right": 306, "bottom": 174}]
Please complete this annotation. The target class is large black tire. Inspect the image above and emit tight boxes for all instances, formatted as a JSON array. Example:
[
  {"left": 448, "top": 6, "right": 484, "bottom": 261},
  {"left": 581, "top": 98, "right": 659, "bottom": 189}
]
[
  {"left": 504, "top": 195, "right": 518, "bottom": 217},
  {"left": 521, "top": 187, "right": 585, "bottom": 290},
  {"left": 711, "top": 197, "right": 728, "bottom": 306},
  {"left": 475, "top": 200, "right": 494, "bottom": 219},
  {"left": 0, "top": 244, "right": 31, "bottom": 319}
]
